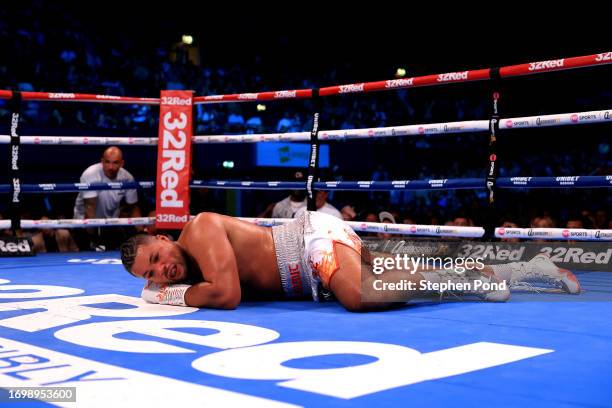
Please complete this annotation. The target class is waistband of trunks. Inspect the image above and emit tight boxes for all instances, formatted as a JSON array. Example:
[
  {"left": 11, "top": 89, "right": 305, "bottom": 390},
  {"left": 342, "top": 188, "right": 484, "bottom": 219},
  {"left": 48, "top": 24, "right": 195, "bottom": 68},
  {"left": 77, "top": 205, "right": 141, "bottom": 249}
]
[{"left": 272, "top": 211, "right": 314, "bottom": 297}]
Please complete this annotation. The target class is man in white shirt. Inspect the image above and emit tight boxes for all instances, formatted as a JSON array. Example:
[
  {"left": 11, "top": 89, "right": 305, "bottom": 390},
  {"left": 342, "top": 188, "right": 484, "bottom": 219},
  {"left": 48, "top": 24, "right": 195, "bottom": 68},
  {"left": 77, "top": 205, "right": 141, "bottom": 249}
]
[
  {"left": 271, "top": 171, "right": 307, "bottom": 219},
  {"left": 313, "top": 190, "right": 342, "bottom": 219},
  {"left": 271, "top": 171, "right": 342, "bottom": 219},
  {"left": 291, "top": 191, "right": 342, "bottom": 219},
  {"left": 73, "top": 146, "right": 142, "bottom": 250}
]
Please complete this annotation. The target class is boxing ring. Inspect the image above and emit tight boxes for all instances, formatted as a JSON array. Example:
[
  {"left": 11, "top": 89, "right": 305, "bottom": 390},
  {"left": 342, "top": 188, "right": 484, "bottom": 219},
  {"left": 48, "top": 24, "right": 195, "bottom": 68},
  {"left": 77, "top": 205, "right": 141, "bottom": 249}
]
[{"left": 0, "top": 52, "right": 611, "bottom": 407}]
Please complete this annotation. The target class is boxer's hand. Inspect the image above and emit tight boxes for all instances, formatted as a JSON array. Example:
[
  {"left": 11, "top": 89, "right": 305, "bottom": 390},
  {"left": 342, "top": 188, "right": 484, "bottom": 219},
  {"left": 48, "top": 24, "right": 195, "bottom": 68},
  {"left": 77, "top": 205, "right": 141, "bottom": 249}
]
[{"left": 141, "top": 282, "right": 190, "bottom": 306}]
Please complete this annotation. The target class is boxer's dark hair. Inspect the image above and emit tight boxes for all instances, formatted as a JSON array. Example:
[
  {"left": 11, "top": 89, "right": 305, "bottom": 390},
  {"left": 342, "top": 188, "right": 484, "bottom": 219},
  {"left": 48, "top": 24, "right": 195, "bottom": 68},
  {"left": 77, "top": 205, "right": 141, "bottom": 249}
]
[{"left": 120, "top": 234, "right": 154, "bottom": 276}]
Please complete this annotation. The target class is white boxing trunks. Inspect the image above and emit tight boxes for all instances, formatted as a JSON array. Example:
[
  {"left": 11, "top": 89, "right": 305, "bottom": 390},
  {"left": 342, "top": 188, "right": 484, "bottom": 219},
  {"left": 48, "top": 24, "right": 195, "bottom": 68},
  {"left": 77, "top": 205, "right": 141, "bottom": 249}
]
[{"left": 271, "top": 211, "right": 362, "bottom": 301}]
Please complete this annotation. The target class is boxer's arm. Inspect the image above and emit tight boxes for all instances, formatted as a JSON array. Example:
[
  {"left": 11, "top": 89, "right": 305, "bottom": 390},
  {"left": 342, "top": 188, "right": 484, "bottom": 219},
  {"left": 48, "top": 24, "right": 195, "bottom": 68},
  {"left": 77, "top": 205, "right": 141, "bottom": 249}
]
[{"left": 181, "top": 213, "right": 241, "bottom": 309}]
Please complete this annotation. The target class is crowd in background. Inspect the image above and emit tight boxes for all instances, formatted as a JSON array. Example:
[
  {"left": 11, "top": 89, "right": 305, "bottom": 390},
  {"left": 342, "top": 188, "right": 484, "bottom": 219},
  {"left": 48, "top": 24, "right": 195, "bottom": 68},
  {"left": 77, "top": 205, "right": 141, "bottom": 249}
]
[{"left": 0, "top": 2, "right": 610, "bottom": 252}]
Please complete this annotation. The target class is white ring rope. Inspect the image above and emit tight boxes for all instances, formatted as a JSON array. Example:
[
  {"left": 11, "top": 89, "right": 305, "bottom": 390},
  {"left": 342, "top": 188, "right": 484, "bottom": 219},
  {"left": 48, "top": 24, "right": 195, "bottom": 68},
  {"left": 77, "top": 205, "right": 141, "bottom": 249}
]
[
  {"left": 1, "top": 109, "right": 608, "bottom": 146},
  {"left": 1, "top": 216, "right": 481, "bottom": 238},
  {"left": 3, "top": 217, "right": 611, "bottom": 240},
  {"left": 495, "top": 227, "right": 612, "bottom": 241}
]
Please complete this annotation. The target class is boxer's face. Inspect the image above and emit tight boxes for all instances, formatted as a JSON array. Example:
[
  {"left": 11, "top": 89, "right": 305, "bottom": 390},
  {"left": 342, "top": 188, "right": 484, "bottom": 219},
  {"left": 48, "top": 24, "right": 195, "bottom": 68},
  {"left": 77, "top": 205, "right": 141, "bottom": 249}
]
[{"left": 131, "top": 236, "right": 188, "bottom": 284}]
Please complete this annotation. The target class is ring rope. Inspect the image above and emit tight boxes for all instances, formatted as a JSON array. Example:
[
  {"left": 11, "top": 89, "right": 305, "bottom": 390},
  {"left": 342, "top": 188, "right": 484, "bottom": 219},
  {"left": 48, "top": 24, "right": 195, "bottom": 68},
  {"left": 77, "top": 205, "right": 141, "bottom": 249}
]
[
  {"left": 2, "top": 109, "right": 608, "bottom": 146},
  {"left": 190, "top": 176, "right": 612, "bottom": 191},
  {"left": 318, "top": 53, "right": 611, "bottom": 97},
  {"left": 2, "top": 52, "right": 609, "bottom": 241},
  {"left": 2, "top": 175, "right": 610, "bottom": 194},
  {"left": 0, "top": 181, "right": 154, "bottom": 193},
  {"left": 0, "top": 52, "right": 609, "bottom": 105},
  {"left": 0, "top": 217, "right": 484, "bottom": 238},
  {"left": 3, "top": 217, "right": 612, "bottom": 241},
  {"left": 495, "top": 227, "right": 612, "bottom": 241}
]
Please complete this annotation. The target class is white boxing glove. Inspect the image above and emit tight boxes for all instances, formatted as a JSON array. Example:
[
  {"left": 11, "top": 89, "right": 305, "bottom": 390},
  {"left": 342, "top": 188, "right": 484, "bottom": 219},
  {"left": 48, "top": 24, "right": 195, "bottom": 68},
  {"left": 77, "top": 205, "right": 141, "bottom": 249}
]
[{"left": 142, "top": 282, "right": 190, "bottom": 306}]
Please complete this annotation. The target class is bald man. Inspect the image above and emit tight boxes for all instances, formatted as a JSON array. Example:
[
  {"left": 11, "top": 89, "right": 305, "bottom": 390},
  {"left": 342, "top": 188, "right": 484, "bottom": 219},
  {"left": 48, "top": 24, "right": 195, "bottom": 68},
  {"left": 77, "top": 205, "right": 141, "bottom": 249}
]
[{"left": 73, "top": 146, "right": 142, "bottom": 250}]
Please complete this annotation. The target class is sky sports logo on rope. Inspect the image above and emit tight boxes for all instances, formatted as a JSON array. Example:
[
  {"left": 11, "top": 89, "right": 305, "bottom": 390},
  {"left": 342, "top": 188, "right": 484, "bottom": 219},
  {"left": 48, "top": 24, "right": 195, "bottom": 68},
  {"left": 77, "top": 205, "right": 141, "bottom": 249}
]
[
  {"left": 570, "top": 113, "right": 598, "bottom": 122},
  {"left": 505, "top": 119, "right": 530, "bottom": 128}
]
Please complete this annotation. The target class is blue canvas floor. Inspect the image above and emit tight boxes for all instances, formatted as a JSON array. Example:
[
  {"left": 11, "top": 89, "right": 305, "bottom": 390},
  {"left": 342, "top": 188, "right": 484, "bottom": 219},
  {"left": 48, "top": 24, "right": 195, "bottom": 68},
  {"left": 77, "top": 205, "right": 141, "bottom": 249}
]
[{"left": 0, "top": 253, "right": 611, "bottom": 407}]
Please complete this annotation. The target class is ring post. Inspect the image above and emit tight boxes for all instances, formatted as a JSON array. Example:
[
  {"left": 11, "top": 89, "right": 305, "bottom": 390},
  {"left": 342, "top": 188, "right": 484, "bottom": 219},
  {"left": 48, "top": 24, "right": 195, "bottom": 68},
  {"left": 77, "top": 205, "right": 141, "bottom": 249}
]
[
  {"left": 8, "top": 91, "right": 22, "bottom": 236},
  {"left": 155, "top": 90, "right": 194, "bottom": 230},
  {"left": 484, "top": 68, "right": 502, "bottom": 240}
]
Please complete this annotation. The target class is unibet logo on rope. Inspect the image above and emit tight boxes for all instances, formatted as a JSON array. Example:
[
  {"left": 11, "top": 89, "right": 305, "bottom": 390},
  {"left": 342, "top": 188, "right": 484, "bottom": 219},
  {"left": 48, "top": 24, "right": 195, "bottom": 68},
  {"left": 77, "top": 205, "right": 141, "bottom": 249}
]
[{"left": 156, "top": 90, "right": 193, "bottom": 229}]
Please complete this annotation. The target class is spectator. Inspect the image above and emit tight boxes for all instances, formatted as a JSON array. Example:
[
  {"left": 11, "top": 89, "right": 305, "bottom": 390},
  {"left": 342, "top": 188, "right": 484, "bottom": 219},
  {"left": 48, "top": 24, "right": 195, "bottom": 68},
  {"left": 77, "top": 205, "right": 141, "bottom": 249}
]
[
  {"left": 31, "top": 216, "right": 79, "bottom": 253},
  {"left": 227, "top": 107, "right": 245, "bottom": 133},
  {"left": 313, "top": 191, "right": 342, "bottom": 219},
  {"left": 363, "top": 212, "right": 378, "bottom": 223},
  {"left": 378, "top": 211, "right": 396, "bottom": 239},
  {"left": 594, "top": 210, "right": 608, "bottom": 229},
  {"left": 271, "top": 171, "right": 307, "bottom": 218},
  {"left": 580, "top": 210, "right": 596, "bottom": 228},
  {"left": 531, "top": 216, "right": 555, "bottom": 228},
  {"left": 453, "top": 216, "right": 474, "bottom": 227},
  {"left": 500, "top": 221, "right": 520, "bottom": 243},
  {"left": 245, "top": 115, "right": 263, "bottom": 134},
  {"left": 276, "top": 112, "right": 294, "bottom": 132},
  {"left": 530, "top": 215, "right": 556, "bottom": 243},
  {"left": 566, "top": 212, "right": 593, "bottom": 229},
  {"left": 293, "top": 191, "right": 343, "bottom": 219},
  {"left": 402, "top": 215, "right": 416, "bottom": 225},
  {"left": 359, "top": 211, "right": 379, "bottom": 237},
  {"left": 379, "top": 211, "right": 396, "bottom": 224},
  {"left": 341, "top": 205, "right": 357, "bottom": 222}
]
